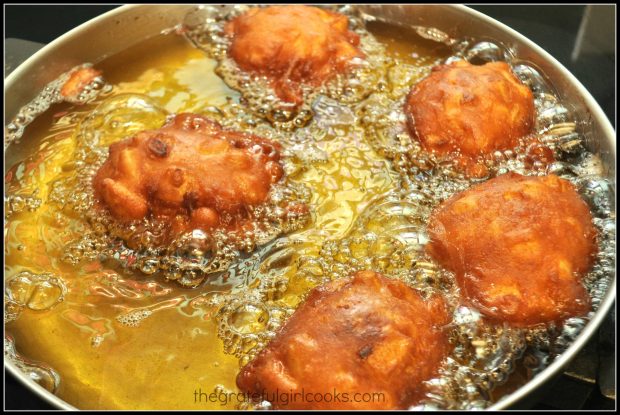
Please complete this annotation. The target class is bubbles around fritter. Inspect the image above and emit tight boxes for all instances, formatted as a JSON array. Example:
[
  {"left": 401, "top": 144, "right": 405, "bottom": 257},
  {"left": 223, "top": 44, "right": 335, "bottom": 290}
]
[
  {"left": 224, "top": 5, "right": 364, "bottom": 106},
  {"left": 426, "top": 173, "right": 597, "bottom": 327},
  {"left": 60, "top": 67, "right": 103, "bottom": 104},
  {"left": 236, "top": 270, "right": 452, "bottom": 410},
  {"left": 405, "top": 61, "right": 542, "bottom": 177},
  {"left": 93, "top": 113, "right": 306, "bottom": 244}
]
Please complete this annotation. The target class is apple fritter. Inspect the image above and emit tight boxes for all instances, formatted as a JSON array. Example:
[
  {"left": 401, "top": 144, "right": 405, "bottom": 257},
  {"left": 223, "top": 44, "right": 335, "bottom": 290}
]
[
  {"left": 237, "top": 270, "right": 452, "bottom": 409},
  {"left": 405, "top": 61, "right": 537, "bottom": 177},
  {"left": 426, "top": 173, "right": 597, "bottom": 326},
  {"left": 224, "top": 5, "right": 363, "bottom": 105},
  {"left": 93, "top": 113, "right": 289, "bottom": 239},
  {"left": 60, "top": 67, "right": 102, "bottom": 102}
]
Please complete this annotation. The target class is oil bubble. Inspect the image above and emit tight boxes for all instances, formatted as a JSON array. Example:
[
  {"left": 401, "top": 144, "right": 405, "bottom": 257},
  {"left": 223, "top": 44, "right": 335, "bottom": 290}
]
[
  {"left": 116, "top": 309, "right": 153, "bottom": 328},
  {"left": 5, "top": 272, "right": 67, "bottom": 316}
]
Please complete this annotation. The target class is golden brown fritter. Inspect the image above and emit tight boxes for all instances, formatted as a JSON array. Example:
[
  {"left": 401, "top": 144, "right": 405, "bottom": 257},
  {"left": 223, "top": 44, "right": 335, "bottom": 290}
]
[
  {"left": 60, "top": 67, "right": 101, "bottom": 102},
  {"left": 224, "top": 5, "right": 363, "bottom": 105},
  {"left": 237, "top": 270, "right": 452, "bottom": 410},
  {"left": 93, "top": 113, "right": 289, "bottom": 238},
  {"left": 426, "top": 173, "right": 597, "bottom": 327},
  {"left": 405, "top": 61, "right": 537, "bottom": 176}
]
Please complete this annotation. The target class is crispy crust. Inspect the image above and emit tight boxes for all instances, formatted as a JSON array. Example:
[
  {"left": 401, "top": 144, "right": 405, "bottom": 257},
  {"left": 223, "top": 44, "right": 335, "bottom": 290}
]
[
  {"left": 93, "top": 113, "right": 286, "bottom": 238},
  {"left": 60, "top": 67, "right": 101, "bottom": 101},
  {"left": 426, "top": 173, "right": 597, "bottom": 326},
  {"left": 237, "top": 270, "right": 452, "bottom": 409},
  {"left": 405, "top": 61, "right": 537, "bottom": 176},
  {"left": 225, "top": 5, "right": 363, "bottom": 105}
]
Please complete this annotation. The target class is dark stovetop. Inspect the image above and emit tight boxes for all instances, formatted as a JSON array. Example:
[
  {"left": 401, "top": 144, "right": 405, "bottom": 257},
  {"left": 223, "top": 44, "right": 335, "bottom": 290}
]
[{"left": 4, "top": 4, "right": 616, "bottom": 411}]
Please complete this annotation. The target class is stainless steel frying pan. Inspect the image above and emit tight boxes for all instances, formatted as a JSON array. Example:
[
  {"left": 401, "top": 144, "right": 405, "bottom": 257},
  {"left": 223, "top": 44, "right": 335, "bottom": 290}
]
[{"left": 4, "top": 4, "right": 616, "bottom": 410}]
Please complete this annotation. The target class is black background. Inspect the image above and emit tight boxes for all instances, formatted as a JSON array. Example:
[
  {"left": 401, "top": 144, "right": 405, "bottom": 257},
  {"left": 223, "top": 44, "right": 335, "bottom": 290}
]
[{"left": 4, "top": 4, "right": 616, "bottom": 411}]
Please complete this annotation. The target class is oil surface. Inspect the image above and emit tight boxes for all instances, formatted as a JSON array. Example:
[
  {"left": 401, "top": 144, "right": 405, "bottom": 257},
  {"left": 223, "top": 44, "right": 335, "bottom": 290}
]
[{"left": 4, "top": 8, "right": 615, "bottom": 411}]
